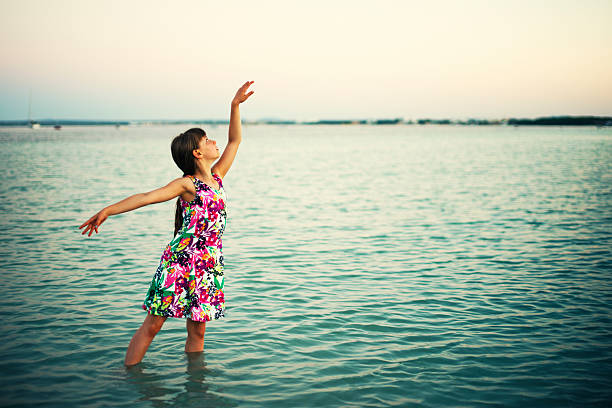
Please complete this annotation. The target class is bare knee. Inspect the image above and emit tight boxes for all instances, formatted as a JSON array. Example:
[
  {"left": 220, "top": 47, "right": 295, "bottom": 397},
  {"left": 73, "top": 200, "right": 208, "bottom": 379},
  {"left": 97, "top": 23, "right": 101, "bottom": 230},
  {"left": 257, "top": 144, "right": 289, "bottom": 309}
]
[
  {"left": 142, "top": 316, "right": 165, "bottom": 337},
  {"left": 187, "top": 320, "right": 206, "bottom": 339}
]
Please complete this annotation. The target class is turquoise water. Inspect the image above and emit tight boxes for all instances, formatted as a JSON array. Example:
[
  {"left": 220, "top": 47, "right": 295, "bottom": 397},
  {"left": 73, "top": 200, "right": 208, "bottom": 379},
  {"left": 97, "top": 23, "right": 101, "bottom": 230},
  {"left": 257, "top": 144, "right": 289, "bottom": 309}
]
[{"left": 0, "top": 124, "right": 611, "bottom": 407}]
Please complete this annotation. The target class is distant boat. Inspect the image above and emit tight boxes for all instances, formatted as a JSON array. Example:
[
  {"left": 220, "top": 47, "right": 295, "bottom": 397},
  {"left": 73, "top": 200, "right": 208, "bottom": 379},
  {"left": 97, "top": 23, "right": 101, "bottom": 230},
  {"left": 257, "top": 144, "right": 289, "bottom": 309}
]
[
  {"left": 28, "top": 90, "right": 40, "bottom": 129},
  {"left": 54, "top": 124, "right": 62, "bottom": 130}
]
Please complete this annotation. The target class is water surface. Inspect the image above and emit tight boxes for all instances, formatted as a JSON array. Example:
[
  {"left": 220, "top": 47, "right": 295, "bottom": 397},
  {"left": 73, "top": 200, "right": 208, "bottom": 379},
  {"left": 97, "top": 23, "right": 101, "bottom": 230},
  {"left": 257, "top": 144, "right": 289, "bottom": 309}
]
[{"left": 0, "top": 124, "right": 611, "bottom": 407}]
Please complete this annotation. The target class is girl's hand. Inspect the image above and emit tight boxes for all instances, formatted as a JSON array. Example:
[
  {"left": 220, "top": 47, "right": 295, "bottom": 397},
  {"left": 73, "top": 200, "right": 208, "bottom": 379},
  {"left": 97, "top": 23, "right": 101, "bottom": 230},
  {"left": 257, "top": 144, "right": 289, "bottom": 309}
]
[
  {"left": 79, "top": 209, "right": 109, "bottom": 237},
  {"left": 231, "top": 81, "right": 254, "bottom": 106}
]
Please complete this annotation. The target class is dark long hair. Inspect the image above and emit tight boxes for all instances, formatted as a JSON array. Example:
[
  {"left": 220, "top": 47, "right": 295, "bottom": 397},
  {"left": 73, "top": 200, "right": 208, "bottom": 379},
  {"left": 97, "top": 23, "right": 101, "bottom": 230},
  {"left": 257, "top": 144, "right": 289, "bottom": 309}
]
[{"left": 171, "top": 128, "right": 205, "bottom": 235}]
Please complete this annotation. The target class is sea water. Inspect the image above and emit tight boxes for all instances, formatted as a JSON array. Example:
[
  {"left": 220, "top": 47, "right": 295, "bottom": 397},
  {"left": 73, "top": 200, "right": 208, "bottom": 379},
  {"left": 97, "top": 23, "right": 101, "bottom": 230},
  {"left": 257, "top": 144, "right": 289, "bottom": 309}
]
[{"left": 0, "top": 124, "right": 610, "bottom": 407}]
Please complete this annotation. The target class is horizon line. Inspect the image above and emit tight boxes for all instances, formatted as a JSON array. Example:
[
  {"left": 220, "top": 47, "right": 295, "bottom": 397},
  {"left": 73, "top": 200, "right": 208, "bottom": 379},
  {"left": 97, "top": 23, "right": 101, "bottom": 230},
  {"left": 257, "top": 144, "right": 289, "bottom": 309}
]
[{"left": 2, "top": 114, "right": 612, "bottom": 123}]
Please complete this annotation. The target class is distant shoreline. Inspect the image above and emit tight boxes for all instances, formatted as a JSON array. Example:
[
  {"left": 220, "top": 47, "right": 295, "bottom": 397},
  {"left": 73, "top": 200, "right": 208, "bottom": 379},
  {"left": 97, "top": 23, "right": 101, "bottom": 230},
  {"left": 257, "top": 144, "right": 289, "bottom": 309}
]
[{"left": 1, "top": 115, "right": 611, "bottom": 127}]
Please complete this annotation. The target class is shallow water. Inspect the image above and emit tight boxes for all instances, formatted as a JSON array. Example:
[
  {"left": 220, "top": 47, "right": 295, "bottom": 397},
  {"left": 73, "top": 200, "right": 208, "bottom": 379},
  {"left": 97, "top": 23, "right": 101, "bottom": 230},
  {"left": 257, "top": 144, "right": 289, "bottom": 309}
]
[{"left": 0, "top": 124, "right": 611, "bottom": 407}]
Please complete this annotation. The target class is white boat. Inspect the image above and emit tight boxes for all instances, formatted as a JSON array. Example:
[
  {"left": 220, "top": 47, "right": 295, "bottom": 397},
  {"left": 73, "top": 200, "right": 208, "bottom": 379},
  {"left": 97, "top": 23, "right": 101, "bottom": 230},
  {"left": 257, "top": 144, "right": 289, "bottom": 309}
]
[{"left": 28, "top": 90, "right": 40, "bottom": 129}]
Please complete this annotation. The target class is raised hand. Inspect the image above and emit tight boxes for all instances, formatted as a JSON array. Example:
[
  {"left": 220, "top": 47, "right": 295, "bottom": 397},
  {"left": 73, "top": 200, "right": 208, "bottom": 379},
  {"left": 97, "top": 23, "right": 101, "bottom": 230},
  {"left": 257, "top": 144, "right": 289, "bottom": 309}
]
[
  {"left": 232, "top": 81, "right": 254, "bottom": 106},
  {"left": 79, "top": 209, "right": 109, "bottom": 237}
]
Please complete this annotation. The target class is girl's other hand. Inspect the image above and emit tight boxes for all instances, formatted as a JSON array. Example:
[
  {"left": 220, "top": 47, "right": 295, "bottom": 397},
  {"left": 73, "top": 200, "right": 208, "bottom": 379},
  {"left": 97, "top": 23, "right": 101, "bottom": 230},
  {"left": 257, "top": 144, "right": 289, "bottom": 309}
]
[
  {"left": 79, "top": 209, "right": 109, "bottom": 237},
  {"left": 231, "top": 81, "right": 254, "bottom": 106}
]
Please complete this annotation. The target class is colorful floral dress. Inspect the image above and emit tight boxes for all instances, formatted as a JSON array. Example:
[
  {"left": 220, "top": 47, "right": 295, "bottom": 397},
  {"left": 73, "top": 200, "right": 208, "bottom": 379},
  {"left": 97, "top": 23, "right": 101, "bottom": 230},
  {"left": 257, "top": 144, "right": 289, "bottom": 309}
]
[{"left": 142, "top": 173, "right": 227, "bottom": 322}]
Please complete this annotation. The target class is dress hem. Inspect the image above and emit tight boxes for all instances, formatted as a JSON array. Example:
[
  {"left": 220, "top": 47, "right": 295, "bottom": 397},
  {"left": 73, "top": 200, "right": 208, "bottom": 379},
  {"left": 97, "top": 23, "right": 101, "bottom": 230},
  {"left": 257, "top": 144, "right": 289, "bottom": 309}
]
[{"left": 141, "top": 304, "right": 225, "bottom": 322}]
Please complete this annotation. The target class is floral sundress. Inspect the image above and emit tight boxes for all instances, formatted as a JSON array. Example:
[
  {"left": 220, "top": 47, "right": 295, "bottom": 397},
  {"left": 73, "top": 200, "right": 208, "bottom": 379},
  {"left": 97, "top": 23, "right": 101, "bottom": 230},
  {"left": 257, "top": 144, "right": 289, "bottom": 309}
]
[{"left": 142, "top": 173, "right": 227, "bottom": 322}]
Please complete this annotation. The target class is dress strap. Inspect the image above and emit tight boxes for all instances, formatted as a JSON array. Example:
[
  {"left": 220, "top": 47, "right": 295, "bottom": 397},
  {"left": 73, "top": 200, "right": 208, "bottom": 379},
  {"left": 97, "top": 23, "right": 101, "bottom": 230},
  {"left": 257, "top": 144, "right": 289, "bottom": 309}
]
[
  {"left": 185, "top": 175, "right": 201, "bottom": 190},
  {"left": 212, "top": 173, "right": 223, "bottom": 189}
]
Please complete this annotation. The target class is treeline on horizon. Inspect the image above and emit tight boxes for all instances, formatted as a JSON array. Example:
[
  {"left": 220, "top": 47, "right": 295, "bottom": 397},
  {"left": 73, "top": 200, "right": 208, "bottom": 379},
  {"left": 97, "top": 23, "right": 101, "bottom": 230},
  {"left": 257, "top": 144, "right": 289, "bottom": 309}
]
[{"left": 1, "top": 115, "right": 611, "bottom": 127}]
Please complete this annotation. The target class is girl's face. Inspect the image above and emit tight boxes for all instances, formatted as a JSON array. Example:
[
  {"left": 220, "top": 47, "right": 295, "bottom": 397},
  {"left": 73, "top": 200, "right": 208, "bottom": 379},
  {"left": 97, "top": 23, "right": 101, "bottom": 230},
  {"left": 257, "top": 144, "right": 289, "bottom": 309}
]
[{"left": 197, "top": 135, "right": 220, "bottom": 160}]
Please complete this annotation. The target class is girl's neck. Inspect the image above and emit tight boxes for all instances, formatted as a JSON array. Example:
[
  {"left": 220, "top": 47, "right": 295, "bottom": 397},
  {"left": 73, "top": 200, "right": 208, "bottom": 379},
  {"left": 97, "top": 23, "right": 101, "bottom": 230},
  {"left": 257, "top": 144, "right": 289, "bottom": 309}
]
[{"left": 193, "top": 161, "right": 214, "bottom": 180}]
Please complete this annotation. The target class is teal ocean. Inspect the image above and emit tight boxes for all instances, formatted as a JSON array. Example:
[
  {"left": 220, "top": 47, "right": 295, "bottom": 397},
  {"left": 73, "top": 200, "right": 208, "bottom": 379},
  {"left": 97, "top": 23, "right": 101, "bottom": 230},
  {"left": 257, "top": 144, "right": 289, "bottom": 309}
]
[{"left": 0, "top": 124, "right": 611, "bottom": 407}]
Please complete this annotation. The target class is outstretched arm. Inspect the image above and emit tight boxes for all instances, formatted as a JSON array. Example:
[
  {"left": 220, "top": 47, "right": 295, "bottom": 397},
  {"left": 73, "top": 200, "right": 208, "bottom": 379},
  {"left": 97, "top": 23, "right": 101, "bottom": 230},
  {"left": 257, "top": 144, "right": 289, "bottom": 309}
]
[
  {"left": 212, "top": 81, "right": 254, "bottom": 179},
  {"left": 78, "top": 177, "right": 190, "bottom": 236}
]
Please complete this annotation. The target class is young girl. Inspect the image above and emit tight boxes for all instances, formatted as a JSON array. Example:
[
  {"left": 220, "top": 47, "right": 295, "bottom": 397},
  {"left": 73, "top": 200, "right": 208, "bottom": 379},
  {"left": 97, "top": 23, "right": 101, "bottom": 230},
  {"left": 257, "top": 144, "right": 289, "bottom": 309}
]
[{"left": 79, "top": 81, "right": 254, "bottom": 366}]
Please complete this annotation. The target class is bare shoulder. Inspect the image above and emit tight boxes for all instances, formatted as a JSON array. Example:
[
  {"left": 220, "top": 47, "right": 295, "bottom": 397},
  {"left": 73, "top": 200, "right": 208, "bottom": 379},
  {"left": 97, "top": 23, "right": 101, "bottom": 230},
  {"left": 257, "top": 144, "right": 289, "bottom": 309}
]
[
  {"left": 176, "top": 175, "right": 194, "bottom": 187},
  {"left": 164, "top": 176, "right": 190, "bottom": 190},
  {"left": 174, "top": 176, "right": 196, "bottom": 201}
]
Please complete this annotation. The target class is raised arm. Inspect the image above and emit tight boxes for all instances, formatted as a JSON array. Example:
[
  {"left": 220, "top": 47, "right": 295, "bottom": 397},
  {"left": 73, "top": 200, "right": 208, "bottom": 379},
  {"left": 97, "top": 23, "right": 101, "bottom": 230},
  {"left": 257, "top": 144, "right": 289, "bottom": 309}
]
[
  {"left": 78, "top": 177, "right": 191, "bottom": 236},
  {"left": 212, "top": 81, "right": 254, "bottom": 179}
]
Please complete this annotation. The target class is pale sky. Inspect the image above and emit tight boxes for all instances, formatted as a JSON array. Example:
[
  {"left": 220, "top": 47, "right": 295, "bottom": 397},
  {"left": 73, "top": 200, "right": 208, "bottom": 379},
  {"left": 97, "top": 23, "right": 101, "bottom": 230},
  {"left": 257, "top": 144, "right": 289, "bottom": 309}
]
[{"left": 1, "top": 0, "right": 611, "bottom": 121}]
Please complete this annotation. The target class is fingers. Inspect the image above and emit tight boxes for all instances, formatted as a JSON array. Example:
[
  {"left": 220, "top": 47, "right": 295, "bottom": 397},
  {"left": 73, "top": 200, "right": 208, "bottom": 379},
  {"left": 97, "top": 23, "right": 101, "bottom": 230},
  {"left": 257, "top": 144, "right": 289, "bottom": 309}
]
[
  {"left": 79, "top": 216, "right": 94, "bottom": 229},
  {"left": 79, "top": 221, "right": 100, "bottom": 236},
  {"left": 81, "top": 224, "right": 93, "bottom": 236},
  {"left": 88, "top": 222, "right": 99, "bottom": 236},
  {"left": 233, "top": 81, "right": 255, "bottom": 105},
  {"left": 79, "top": 222, "right": 91, "bottom": 233}
]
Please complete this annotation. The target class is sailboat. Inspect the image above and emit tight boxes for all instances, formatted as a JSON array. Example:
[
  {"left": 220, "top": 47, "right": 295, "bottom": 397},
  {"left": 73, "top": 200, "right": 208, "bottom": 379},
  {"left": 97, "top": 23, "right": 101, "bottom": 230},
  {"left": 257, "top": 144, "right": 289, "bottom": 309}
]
[{"left": 28, "top": 90, "right": 40, "bottom": 129}]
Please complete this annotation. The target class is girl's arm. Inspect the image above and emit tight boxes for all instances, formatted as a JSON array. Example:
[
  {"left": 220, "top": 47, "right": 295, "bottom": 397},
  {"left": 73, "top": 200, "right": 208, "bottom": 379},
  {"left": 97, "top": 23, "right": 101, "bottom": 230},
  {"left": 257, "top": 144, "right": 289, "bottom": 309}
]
[
  {"left": 79, "top": 177, "right": 191, "bottom": 237},
  {"left": 212, "top": 81, "right": 254, "bottom": 179}
]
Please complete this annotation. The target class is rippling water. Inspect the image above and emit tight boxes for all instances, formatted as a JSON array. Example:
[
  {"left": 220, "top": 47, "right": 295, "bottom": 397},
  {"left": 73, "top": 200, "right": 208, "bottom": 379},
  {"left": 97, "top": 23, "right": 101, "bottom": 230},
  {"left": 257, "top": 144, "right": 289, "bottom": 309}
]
[{"left": 0, "top": 124, "right": 611, "bottom": 407}]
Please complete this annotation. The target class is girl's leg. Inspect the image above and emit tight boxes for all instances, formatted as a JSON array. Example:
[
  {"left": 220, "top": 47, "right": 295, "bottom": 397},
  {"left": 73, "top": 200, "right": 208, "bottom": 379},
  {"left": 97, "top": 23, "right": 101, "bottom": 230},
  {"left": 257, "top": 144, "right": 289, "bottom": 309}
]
[
  {"left": 185, "top": 318, "right": 207, "bottom": 352},
  {"left": 124, "top": 313, "right": 167, "bottom": 366}
]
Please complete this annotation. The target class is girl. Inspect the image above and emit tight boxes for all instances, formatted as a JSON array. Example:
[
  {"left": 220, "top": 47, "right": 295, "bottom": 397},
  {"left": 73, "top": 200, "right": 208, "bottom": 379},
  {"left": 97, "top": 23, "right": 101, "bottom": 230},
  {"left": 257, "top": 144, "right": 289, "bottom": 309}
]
[{"left": 79, "top": 81, "right": 254, "bottom": 366}]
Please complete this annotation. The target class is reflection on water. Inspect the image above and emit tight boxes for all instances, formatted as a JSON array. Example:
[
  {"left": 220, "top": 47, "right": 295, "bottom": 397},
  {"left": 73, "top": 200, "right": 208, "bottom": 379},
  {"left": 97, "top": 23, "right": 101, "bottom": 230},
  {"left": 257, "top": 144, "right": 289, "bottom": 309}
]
[
  {"left": 126, "top": 363, "right": 179, "bottom": 407},
  {"left": 125, "top": 352, "right": 235, "bottom": 408}
]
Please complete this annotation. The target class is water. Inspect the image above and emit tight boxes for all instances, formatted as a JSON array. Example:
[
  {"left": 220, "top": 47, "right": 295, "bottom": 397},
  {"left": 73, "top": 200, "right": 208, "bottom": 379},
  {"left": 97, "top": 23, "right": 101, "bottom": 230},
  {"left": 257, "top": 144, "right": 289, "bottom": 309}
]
[{"left": 0, "top": 124, "right": 611, "bottom": 407}]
